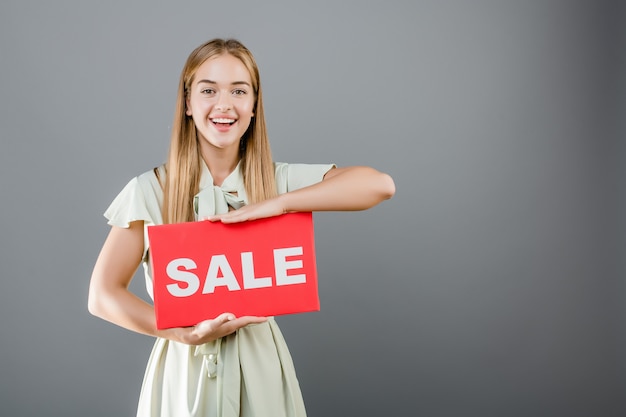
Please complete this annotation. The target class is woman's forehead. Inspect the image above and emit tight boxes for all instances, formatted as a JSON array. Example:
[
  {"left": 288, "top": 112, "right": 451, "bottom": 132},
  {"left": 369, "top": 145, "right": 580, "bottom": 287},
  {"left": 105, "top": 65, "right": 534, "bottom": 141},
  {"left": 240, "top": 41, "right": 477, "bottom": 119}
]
[{"left": 193, "top": 54, "right": 253, "bottom": 85}]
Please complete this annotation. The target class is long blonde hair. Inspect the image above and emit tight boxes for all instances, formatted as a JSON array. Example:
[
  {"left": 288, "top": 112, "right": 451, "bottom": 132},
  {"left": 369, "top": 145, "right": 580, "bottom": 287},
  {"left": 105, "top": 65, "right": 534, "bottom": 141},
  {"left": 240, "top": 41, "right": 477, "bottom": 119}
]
[{"left": 162, "top": 38, "right": 277, "bottom": 224}]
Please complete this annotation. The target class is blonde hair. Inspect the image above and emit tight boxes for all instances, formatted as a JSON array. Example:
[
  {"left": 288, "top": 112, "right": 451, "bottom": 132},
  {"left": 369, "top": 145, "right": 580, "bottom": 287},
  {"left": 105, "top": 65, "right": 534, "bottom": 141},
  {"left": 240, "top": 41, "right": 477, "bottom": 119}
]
[{"left": 162, "top": 38, "right": 277, "bottom": 224}]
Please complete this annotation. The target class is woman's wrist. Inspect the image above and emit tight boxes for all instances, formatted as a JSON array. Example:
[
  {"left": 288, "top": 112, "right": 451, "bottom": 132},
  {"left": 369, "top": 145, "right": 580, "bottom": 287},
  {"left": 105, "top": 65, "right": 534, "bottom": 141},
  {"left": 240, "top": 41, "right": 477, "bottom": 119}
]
[
  {"left": 275, "top": 193, "right": 292, "bottom": 214},
  {"left": 156, "top": 326, "right": 189, "bottom": 344}
]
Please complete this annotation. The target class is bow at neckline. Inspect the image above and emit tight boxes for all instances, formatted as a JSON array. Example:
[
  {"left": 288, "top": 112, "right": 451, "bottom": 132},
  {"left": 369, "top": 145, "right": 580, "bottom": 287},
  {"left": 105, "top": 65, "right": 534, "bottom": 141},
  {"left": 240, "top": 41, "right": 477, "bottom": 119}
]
[{"left": 193, "top": 161, "right": 247, "bottom": 219}]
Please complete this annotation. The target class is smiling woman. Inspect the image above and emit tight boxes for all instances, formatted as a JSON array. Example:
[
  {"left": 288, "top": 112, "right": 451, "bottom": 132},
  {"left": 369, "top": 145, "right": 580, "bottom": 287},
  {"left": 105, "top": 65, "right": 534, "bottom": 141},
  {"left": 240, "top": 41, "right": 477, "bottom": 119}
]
[
  {"left": 185, "top": 54, "right": 257, "bottom": 172},
  {"left": 87, "top": 38, "right": 395, "bottom": 417}
]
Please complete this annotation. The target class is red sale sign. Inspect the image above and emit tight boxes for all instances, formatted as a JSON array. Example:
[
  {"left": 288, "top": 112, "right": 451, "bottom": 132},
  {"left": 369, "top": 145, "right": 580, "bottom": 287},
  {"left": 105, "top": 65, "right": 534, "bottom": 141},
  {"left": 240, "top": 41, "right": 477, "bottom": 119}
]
[{"left": 147, "top": 212, "right": 319, "bottom": 329}]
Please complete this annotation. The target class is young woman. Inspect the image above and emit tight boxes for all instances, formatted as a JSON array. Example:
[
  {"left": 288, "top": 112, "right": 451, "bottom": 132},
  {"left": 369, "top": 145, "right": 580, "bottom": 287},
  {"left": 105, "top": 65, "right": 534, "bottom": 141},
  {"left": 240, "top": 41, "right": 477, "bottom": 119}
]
[{"left": 88, "top": 38, "right": 395, "bottom": 417}]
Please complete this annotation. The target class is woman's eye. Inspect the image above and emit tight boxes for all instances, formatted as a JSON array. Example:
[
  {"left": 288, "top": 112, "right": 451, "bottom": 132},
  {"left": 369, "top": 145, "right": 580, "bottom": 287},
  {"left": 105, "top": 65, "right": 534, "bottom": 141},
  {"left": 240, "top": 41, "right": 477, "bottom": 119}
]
[
  {"left": 232, "top": 89, "right": 247, "bottom": 96},
  {"left": 201, "top": 88, "right": 215, "bottom": 94}
]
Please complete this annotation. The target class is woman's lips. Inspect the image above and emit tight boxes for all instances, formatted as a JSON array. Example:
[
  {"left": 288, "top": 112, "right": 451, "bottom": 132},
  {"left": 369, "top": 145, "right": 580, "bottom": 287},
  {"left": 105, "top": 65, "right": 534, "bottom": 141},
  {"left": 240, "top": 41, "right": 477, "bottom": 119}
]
[{"left": 211, "top": 117, "right": 236, "bottom": 132}]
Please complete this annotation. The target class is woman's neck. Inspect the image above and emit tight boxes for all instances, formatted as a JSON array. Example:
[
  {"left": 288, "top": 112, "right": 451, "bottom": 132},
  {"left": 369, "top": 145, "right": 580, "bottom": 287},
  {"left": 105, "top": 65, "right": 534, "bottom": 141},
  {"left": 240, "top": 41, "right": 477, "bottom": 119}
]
[{"left": 200, "top": 147, "right": 240, "bottom": 187}]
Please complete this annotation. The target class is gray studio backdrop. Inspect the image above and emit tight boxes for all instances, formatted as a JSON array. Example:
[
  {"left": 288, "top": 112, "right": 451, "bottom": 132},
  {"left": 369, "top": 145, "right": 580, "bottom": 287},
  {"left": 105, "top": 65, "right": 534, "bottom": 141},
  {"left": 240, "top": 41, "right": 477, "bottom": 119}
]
[{"left": 1, "top": 1, "right": 624, "bottom": 416}]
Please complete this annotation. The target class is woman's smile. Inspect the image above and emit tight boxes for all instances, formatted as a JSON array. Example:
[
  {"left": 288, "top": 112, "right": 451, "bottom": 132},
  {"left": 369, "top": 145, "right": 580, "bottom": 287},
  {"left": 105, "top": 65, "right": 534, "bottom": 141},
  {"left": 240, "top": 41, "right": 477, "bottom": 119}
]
[{"left": 210, "top": 116, "right": 237, "bottom": 132}]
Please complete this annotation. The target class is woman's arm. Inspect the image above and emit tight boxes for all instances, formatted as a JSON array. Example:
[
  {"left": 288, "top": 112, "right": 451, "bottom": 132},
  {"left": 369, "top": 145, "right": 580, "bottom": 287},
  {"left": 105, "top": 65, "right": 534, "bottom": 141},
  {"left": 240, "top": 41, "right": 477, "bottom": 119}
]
[
  {"left": 285, "top": 165, "right": 396, "bottom": 211},
  {"left": 88, "top": 221, "right": 266, "bottom": 344},
  {"left": 209, "top": 166, "right": 395, "bottom": 223}
]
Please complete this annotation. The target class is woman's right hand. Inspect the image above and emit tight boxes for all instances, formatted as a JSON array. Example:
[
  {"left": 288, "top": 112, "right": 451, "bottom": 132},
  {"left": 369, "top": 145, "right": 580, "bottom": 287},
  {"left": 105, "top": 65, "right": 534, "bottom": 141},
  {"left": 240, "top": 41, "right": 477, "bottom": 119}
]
[{"left": 170, "top": 313, "right": 268, "bottom": 346}]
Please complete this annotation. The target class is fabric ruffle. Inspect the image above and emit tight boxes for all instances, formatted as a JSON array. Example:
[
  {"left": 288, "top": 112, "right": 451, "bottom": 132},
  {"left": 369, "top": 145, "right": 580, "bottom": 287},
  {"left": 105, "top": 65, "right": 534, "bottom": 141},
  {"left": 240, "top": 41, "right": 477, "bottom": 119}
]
[{"left": 104, "top": 177, "right": 154, "bottom": 228}]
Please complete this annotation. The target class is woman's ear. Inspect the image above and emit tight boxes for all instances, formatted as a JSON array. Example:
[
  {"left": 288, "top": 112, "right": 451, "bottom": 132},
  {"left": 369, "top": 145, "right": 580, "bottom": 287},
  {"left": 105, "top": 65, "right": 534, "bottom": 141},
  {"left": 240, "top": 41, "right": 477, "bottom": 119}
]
[{"left": 185, "top": 98, "right": 192, "bottom": 116}]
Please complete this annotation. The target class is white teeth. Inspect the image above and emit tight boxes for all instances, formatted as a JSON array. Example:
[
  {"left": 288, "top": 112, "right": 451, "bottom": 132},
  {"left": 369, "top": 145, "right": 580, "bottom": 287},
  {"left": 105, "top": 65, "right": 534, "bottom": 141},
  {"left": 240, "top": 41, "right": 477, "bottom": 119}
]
[{"left": 212, "top": 118, "right": 235, "bottom": 124}]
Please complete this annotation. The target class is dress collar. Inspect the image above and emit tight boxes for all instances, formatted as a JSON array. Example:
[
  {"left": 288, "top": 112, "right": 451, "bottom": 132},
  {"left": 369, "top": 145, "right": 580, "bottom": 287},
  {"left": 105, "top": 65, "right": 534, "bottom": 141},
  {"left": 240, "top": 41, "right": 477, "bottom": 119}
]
[{"left": 194, "top": 159, "right": 247, "bottom": 218}]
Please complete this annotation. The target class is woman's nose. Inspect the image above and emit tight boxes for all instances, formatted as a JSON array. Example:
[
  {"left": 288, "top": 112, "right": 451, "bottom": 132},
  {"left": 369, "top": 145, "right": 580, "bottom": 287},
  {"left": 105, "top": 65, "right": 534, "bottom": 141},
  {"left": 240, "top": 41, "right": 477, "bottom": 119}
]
[{"left": 215, "top": 93, "right": 232, "bottom": 112}]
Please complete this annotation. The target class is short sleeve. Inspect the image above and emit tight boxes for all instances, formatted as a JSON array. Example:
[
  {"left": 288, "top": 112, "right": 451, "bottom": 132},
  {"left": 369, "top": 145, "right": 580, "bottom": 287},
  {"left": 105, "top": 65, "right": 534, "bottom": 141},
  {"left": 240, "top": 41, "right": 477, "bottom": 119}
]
[
  {"left": 274, "top": 162, "right": 336, "bottom": 195},
  {"left": 104, "top": 168, "right": 164, "bottom": 228},
  {"left": 103, "top": 177, "right": 154, "bottom": 227}
]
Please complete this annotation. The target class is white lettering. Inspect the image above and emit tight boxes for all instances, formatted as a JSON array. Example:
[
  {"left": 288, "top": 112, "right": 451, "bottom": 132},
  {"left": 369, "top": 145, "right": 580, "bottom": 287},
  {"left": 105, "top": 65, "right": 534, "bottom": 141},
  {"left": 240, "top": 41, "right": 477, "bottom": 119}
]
[
  {"left": 166, "top": 258, "right": 200, "bottom": 297},
  {"left": 274, "top": 246, "right": 306, "bottom": 286},
  {"left": 165, "top": 246, "right": 308, "bottom": 297},
  {"left": 203, "top": 254, "right": 241, "bottom": 294},
  {"left": 241, "top": 252, "right": 272, "bottom": 289}
]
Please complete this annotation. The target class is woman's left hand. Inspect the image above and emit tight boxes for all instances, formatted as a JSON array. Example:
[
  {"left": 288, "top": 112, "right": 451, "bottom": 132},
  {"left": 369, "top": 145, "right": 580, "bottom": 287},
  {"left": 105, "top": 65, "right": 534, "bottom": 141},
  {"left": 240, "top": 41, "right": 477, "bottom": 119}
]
[{"left": 203, "top": 196, "right": 286, "bottom": 224}]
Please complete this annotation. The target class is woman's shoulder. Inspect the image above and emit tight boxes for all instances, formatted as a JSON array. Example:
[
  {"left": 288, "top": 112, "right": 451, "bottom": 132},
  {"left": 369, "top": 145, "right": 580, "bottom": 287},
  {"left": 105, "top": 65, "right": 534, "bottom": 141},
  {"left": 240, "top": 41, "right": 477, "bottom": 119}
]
[
  {"left": 273, "top": 161, "right": 336, "bottom": 193},
  {"left": 273, "top": 161, "right": 335, "bottom": 173},
  {"left": 136, "top": 164, "right": 165, "bottom": 187},
  {"left": 130, "top": 164, "right": 165, "bottom": 198},
  {"left": 104, "top": 164, "right": 165, "bottom": 228},
  {"left": 274, "top": 161, "right": 335, "bottom": 174}
]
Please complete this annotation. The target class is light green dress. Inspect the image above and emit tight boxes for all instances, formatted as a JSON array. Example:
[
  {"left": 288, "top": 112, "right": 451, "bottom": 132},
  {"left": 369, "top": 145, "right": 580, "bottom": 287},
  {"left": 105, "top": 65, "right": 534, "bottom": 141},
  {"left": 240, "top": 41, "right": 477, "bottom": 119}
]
[{"left": 104, "top": 160, "right": 334, "bottom": 417}]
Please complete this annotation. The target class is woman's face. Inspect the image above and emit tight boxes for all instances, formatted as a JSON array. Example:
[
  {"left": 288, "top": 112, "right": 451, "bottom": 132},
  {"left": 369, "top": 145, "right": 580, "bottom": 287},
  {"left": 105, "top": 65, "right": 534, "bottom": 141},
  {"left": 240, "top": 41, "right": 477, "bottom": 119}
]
[{"left": 186, "top": 53, "right": 256, "bottom": 156}]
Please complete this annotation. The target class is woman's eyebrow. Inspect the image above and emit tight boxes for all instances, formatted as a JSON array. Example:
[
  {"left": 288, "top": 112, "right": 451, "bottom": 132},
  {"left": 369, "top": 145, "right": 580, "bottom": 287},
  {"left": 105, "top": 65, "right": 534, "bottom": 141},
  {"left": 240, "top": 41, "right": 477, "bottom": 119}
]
[{"left": 196, "top": 79, "right": 251, "bottom": 87}]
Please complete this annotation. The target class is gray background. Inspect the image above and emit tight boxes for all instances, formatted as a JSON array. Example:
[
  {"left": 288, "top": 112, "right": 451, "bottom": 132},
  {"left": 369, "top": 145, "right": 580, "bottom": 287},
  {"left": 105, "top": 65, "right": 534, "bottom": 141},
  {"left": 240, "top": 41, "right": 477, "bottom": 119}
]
[{"left": 1, "top": 1, "right": 624, "bottom": 416}]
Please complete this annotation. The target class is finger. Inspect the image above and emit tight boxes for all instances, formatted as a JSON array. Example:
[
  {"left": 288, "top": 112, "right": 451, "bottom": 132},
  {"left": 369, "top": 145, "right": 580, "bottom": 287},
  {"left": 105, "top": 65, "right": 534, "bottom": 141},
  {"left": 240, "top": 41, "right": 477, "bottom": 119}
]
[
  {"left": 224, "top": 313, "right": 237, "bottom": 322},
  {"left": 218, "top": 217, "right": 244, "bottom": 224},
  {"left": 215, "top": 312, "right": 236, "bottom": 324},
  {"left": 237, "top": 316, "right": 268, "bottom": 325},
  {"left": 210, "top": 211, "right": 243, "bottom": 221},
  {"left": 223, "top": 316, "right": 266, "bottom": 328},
  {"left": 219, "top": 213, "right": 255, "bottom": 224}
]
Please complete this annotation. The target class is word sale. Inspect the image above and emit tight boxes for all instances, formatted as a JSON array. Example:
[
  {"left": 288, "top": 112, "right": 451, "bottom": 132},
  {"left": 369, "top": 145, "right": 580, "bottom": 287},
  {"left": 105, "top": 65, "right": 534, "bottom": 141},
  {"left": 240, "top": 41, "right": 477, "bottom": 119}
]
[{"left": 164, "top": 246, "right": 306, "bottom": 297}]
